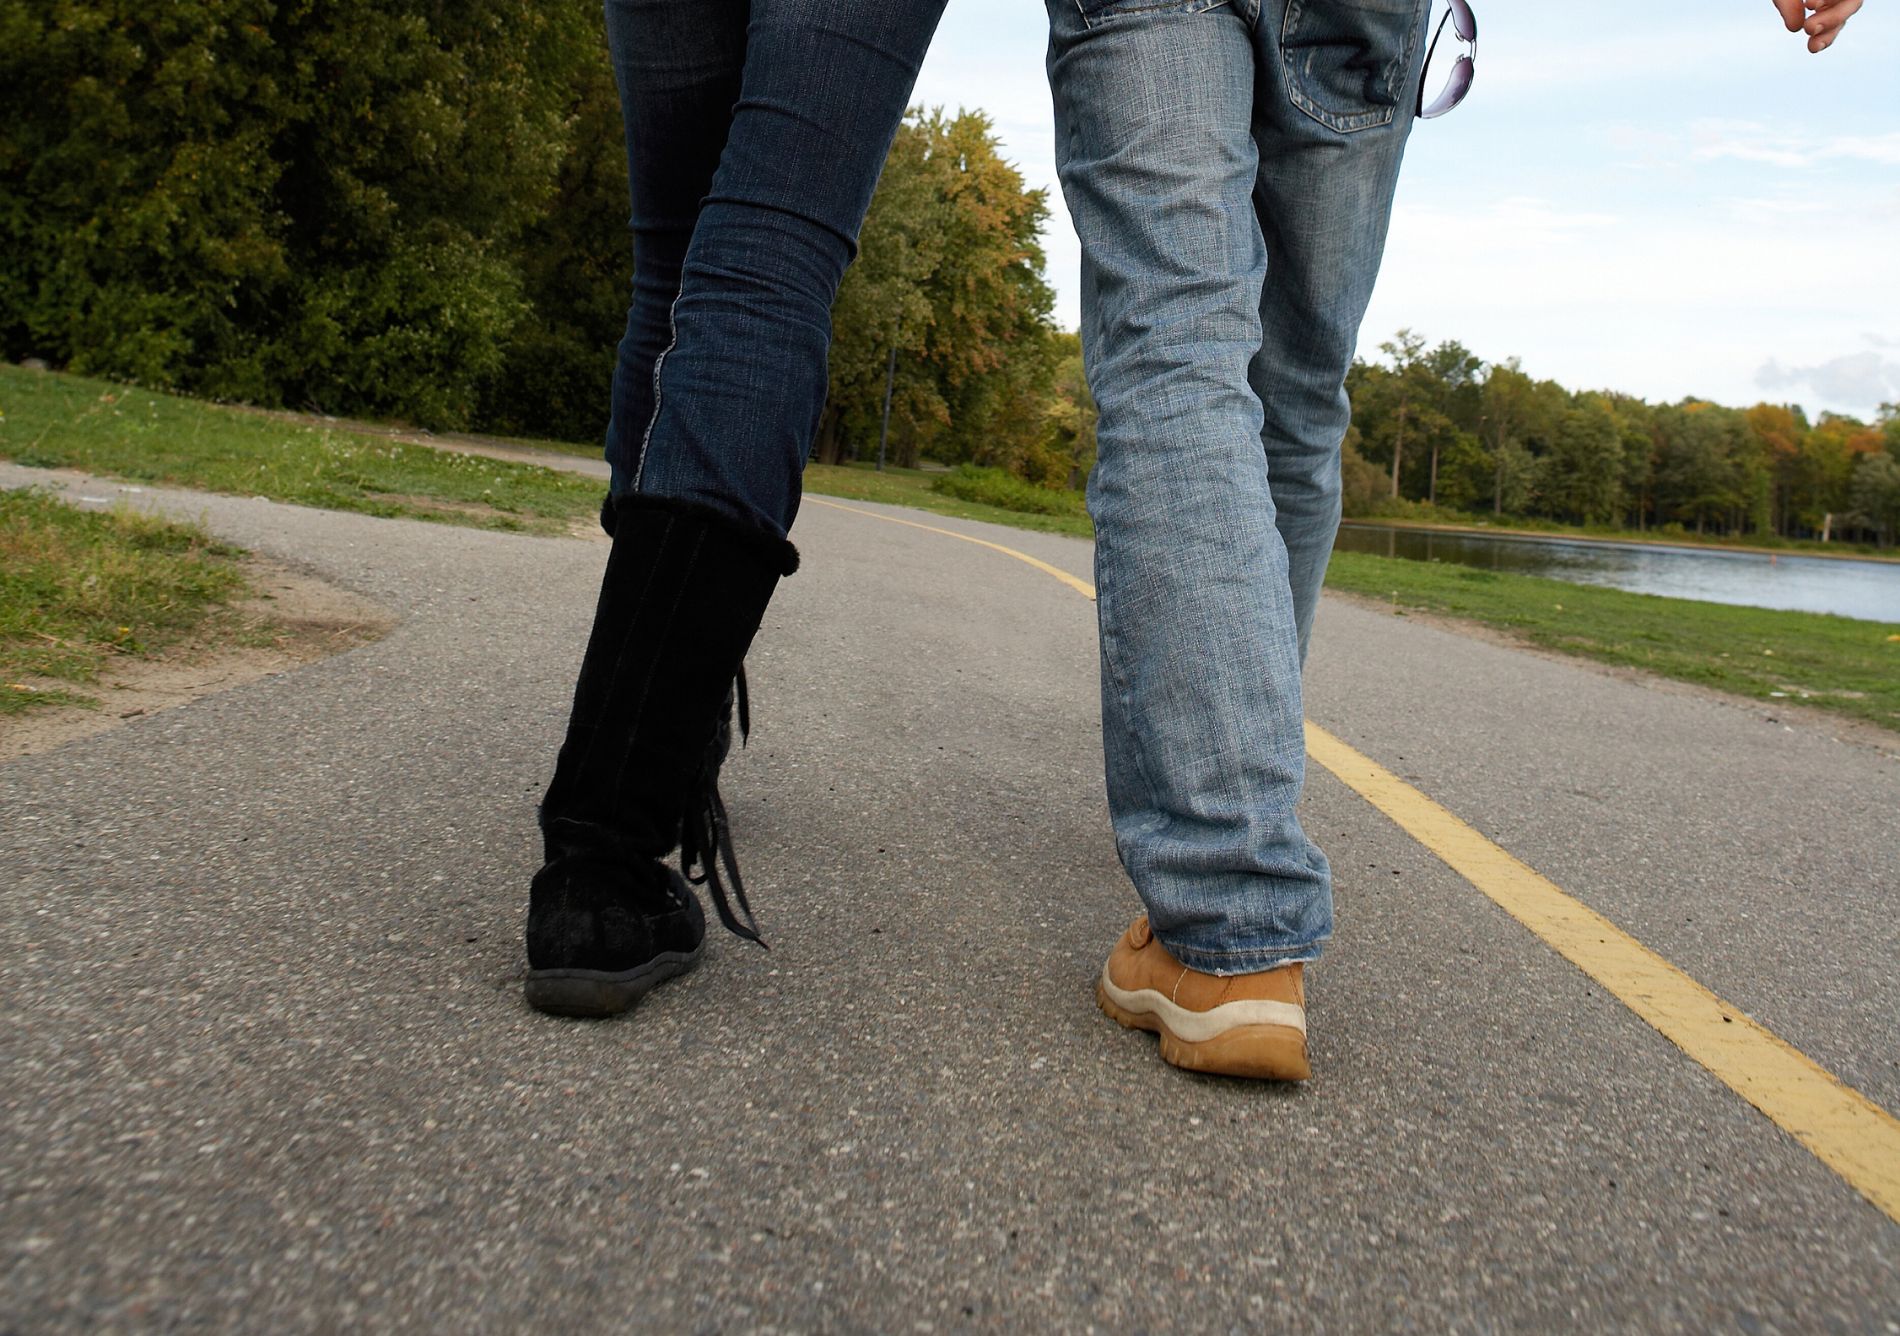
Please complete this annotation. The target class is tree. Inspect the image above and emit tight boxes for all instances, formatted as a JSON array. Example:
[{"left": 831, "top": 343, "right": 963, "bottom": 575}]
[
  {"left": 1540, "top": 399, "right": 1623, "bottom": 524},
  {"left": 1012, "top": 331, "right": 1095, "bottom": 490},
  {"left": 1338, "top": 425, "right": 1390, "bottom": 516},
  {"left": 478, "top": 15, "right": 629, "bottom": 443},
  {"left": 818, "top": 109, "right": 1058, "bottom": 472},
  {"left": 1479, "top": 358, "right": 1534, "bottom": 516},
  {"left": 2, "top": 0, "right": 596, "bottom": 428},
  {"left": 1375, "top": 329, "right": 1427, "bottom": 498},
  {"left": 1605, "top": 394, "right": 1656, "bottom": 530},
  {"left": 1423, "top": 339, "right": 1482, "bottom": 504},
  {"left": 1848, "top": 451, "right": 1900, "bottom": 547},
  {"left": 1746, "top": 403, "right": 1804, "bottom": 536},
  {"left": 1, "top": 1, "right": 297, "bottom": 391},
  {"left": 1797, "top": 413, "right": 1884, "bottom": 539},
  {"left": 1654, "top": 402, "right": 1746, "bottom": 534}
]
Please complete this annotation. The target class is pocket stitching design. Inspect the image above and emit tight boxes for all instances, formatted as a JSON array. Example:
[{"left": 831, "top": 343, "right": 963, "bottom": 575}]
[{"left": 1279, "top": 0, "right": 1423, "bottom": 134}]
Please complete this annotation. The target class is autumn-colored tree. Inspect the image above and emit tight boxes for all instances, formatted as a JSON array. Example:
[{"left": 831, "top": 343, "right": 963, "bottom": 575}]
[
  {"left": 1745, "top": 403, "right": 1804, "bottom": 535},
  {"left": 1797, "top": 413, "right": 1885, "bottom": 538},
  {"left": 1003, "top": 331, "right": 1095, "bottom": 490},
  {"left": 818, "top": 109, "right": 1057, "bottom": 471},
  {"left": 1338, "top": 331, "right": 1892, "bottom": 542}
]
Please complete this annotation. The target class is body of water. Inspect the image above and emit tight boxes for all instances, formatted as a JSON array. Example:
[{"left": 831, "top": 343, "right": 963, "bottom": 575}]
[{"left": 1332, "top": 524, "right": 1900, "bottom": 623}]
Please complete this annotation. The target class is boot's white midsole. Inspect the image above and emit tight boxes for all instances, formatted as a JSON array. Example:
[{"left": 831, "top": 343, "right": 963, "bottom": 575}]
[{"left": 1100, "top": 966, "right": 1307, "bottom": 1042}]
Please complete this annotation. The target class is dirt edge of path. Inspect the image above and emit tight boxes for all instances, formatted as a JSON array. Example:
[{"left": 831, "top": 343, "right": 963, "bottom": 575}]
[{"left": 2, "top": 556, "right": 395, "bottom": 762}]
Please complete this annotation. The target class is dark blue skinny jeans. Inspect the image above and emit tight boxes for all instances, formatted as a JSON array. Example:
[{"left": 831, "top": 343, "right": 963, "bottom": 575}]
[{"left": 603, "top": 0, "right": 947, "bottom": 540}]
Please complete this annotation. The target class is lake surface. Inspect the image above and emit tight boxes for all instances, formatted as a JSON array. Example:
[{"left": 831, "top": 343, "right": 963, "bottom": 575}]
[{"left": 1332, "top": 524, "right": 1900, "bottom": 623}]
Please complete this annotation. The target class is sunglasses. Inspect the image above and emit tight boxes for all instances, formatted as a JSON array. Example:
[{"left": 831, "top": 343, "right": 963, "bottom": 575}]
[{"left": 1417, "top": 0, "right": 1476, "bottom": 120}]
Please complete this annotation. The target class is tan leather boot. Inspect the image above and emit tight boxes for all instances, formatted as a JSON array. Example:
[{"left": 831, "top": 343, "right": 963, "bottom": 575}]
[{"left": 1096, "top": 916, "right": 1311, "bottom": 1081}]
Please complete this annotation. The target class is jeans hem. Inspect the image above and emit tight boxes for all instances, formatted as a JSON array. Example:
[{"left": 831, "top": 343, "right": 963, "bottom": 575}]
[{"left": 1161, "top": 936, "right": 1326, "bottom": 976}]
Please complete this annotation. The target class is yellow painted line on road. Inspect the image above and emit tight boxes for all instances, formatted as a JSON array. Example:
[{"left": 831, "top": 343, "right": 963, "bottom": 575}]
[
  {"left": 815, "top": 494, "right": 1900, "bottom": 1225},
  {"left": 806, "top": 497, "right": 1099, "bottom": 601},
  {"left": 1304, "top": 722, "right": 1900, "bottom": 1225}
]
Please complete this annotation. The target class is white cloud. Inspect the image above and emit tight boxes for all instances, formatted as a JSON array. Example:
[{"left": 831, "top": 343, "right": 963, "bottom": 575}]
[
  {"left": 1367, "top": 174, "right": 1900, "bottom": 417},
  {"left": 1718, "top": 194, "right": 1829, "bottom": 224},
  {"left": 1757, "top": 352, "right": 1900, "bottom": 410},
  {"left": 1473, "top": 26, "right": 1768, "bottom": 98},
  {"left": 1691, "top": 119, "right": 1900, "bottom": 170},
  {"left": 914, "top": 0, "right": 1900, "bottom": 398},
  {"left": 1394, "top": 196, "right": 1619, "bottom": 252},
  {"left": 1825, "top": 133, "right": 1900, "bottom": 167},
  {"left": 1692, "top": 119, "right": 1814, "bottom": 168}
]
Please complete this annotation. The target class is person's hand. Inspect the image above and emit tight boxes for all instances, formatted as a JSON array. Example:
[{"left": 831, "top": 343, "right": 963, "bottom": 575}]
[{"left": 1772, "top": 0, "right": 1862, "bottom": 52}]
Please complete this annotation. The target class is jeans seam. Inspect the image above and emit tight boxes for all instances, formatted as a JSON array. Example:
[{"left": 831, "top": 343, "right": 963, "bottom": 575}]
[
  {"left": 1075, "top": 0, "right": 1229, "bottom": 30},
  {"left": 1185, "top": 936, "right": 1327, "bottom": 958},
  {"left": 632, "top": 284, "right": 684, "bottom": 493},
  {"left": 1091, "top": 527, "right": 1165, "bottom": 854},
  {"left": 1168, "top": 941, "right": 1324, "bottom": 974}
]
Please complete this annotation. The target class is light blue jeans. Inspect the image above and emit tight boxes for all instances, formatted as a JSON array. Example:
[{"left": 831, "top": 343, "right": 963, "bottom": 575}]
[{"left": 1047, "top": 0, "right": 1427, "bottom": 973}]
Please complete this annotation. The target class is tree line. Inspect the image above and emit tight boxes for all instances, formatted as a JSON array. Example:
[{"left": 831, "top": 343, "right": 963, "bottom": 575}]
[
  {"left": 0, "top": 1, "right": 1088, "bottom": 477},
  {"left": 3, "top": 4, "right": 1886, "bottom": 547},
  {"left": 1344, "top": 331, "right": 1900, "bottom": 547}
]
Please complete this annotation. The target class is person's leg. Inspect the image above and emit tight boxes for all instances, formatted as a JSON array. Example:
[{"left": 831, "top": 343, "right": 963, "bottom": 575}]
[
  {"left": 630, "top": 0, "right": 948, "bottom": 539},
  {"left": 1249, "top": 0, "right": 1429, "bottom": 660},
  {"left": 1047, "top": 0, "right": 1325, "bottom": 976},
  {"left": 601, "top": 0, "right": 748, "bottom": 500},
  {"left": 529, "top": 0, "right": 947, "bottom": 1017}
]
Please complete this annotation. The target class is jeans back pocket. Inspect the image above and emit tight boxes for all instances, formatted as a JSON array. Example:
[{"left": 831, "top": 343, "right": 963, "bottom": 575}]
[{"left": 1279, "top": 0, "right": 1425, "bottom": 132}]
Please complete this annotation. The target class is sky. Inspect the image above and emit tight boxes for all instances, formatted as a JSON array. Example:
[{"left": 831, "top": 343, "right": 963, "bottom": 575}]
[{"left": 910, "top": 1, "right": 1900, "bottom": 422}]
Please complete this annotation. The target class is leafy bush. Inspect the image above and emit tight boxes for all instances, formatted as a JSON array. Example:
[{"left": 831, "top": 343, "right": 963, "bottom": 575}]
[
  {"left": 930, "top": 464, "right": 1087, "bottom": 518},
  {"left": 0, "top": 0, "right": 599, "bottom": 433}
]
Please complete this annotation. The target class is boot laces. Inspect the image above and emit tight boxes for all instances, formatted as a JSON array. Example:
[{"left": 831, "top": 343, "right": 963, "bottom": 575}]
[{"left": 680, "top": 668, "right": 766, "bottom": 948}]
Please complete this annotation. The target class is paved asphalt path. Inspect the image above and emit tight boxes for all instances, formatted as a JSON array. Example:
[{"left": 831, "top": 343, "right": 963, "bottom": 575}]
[{"left": 3, "top": 462, "right": 1897, "bottom": 1332}]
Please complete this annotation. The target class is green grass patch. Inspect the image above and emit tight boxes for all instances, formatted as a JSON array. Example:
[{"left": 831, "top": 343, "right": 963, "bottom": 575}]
[
  {"left": 1, "top": 487, "right": 253, "bottom": 715},
  {"left": 808, "top": 461, "right": 1899, "bottom": 732},
  {"left": 0, "top": 365, "right": 602, "bottom": 535},
  {"left": 13, "top": 367, "right": 1888, "bottom": 732},
  {"left": 1326, "top": 550, "right": 1900, "bottom": 732},
  {"left": 930, "top": 464, "right": 1091, "bottom": 520},
  {"left": 803, "top": 461, "right": 1095, "bottom": 539}
]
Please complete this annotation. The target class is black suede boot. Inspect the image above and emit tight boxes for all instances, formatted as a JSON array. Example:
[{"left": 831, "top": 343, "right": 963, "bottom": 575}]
[{"left": 524, "top": 494, "right": 797, "bottom": 1017}]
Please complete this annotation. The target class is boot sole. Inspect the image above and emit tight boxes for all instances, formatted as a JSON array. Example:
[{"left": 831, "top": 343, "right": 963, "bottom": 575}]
[
  {"left": 1096, "top": 978, "right": 1311, "bottom": 1082},
  {"left": 525, "top": 947, "right": 702, "bottom": 1018}
]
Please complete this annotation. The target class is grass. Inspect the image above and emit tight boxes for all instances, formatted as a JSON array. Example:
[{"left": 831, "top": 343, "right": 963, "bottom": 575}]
[
  {"left": 1326, "top": 550, "right": 1900, "bottom": 732},
  {"left": 930, "top": 464, "right": 1092, "bottom": 520},
  {"left": 1, "top": 487, "right": 254, "bottom": 715},
  {"left": 803, "top": 461, "right": 1096, "bottom": 538},
  {"left": 0, "top": 364, "right": 602, "bottom": 535},
  {"left": 7, "top": 365, "right": 1891, "bottom": 731}
]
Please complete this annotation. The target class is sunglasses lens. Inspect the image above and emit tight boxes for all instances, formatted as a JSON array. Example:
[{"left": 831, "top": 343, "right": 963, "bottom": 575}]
[
  {"left": 1450, "top": 0, "right": 1476, "bottom": 43},
  {"left": 1418, "top": 55, "right": 1473, "bottom": 120}
]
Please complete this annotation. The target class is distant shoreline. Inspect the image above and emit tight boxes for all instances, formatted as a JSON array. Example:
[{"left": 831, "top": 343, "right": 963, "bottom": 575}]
[{"left": 1338, "top": 519, "right": 1900, "bottom": 566}]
